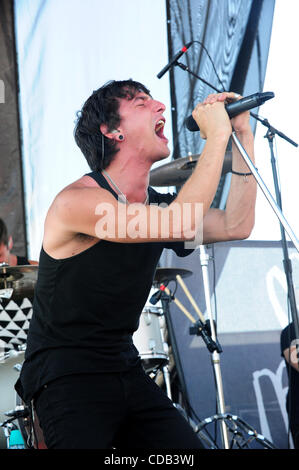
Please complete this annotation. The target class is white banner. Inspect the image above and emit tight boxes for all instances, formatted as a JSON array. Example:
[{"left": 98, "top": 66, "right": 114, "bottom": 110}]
[{"left": 14, "top": 0, "right": 173, "bottom": 259}]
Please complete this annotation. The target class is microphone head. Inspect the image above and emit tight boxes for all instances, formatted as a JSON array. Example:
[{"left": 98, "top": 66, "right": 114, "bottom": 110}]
[
  {"left": 185, "top": 41, "right": 194, "bottom": 48},
  {"left": 261, "top": 91, "right": 275, "bottom": 102}
]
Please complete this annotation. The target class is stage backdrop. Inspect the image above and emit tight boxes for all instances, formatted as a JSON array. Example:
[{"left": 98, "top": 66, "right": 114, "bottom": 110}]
[{"left": 12, "top": 0, "right": 299, "bottom": 450}]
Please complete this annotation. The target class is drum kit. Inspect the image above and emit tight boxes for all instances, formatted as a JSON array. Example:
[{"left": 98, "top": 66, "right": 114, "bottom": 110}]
[
  {"left": 0, "top": 261, "right": 196, "bottom": 449},
  {"left": 0, "top": 264, "right": 38, "bottom": 449},
  {"left": 0, "top": 156, "right": 276, "bottom": 449},
  {"left": 133, "top": 267, "right": 193, "bottom": 400}
]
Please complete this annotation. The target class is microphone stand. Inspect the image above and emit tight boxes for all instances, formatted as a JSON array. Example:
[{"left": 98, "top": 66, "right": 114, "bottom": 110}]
[
  {"left": 198, "top": 245, "right": 230, "bottom": 449},
  {"left": 170, "top": 63, "right": 231, "bottom": 449},
  {"left": 253, "top": 114, "right": 299, "bottom": 358},
  {"left": 171, "top": 60, "right": 299, "bottom": 447},
  {"left": 231, "top": 134, "right": 299, "bottom": 253},
  {"left": 174, "top": 60, "right": 299, "bottom": 253}
]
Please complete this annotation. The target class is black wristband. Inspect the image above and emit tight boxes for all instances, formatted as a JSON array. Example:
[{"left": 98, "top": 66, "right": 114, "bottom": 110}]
[{"left": 231, "top": 170, "right": 253, "bottom": 176}]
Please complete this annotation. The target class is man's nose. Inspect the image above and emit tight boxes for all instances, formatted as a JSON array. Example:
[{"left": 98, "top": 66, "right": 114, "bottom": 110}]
[{"left": 152, "top": 100, "right": 166, "bottom": 113}]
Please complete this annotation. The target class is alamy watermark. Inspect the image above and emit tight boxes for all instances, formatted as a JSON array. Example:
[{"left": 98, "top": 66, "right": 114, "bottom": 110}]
[{"left": 94, "top": 199, "right": 203, "bottom": 249}]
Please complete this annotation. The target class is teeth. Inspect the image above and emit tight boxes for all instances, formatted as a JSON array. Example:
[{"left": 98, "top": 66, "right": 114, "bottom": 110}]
[{"left": 155, "top": 120, "right": 165, "bottom": 132}]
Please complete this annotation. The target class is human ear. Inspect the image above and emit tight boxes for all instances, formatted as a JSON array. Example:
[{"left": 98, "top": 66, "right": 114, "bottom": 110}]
[{"left": 100, "top": 125, "right": 123, "bottom": 141}]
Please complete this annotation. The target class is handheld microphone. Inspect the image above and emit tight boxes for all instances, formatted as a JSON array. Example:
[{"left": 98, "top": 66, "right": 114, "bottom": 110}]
[
  {"left": 185, "top": 91, "right": 275, "bottom": 131},
  {"left": 157, "top": 41, "right": 193, "bottom": 79}
]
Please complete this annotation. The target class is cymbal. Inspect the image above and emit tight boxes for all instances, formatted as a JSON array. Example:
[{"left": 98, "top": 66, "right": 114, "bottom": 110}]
[
  {"left": 149, "top": 151, "right": 232, "bottom": 187},
  {"left": 0, "top": 265, "right": 38, "bottom": 301},
  {"left": 154, "top": 268, "right": 192, "bottom": 284}
]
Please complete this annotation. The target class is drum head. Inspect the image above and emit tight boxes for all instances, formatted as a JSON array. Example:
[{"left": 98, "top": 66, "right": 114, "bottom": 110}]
[{"left": 133, "top": 310, "right": 168, "bottom": 373}]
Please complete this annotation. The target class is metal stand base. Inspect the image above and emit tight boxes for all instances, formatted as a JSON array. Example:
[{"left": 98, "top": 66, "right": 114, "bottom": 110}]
[{"left": 197, "top": 413, "right": 276, "bottom": 449}]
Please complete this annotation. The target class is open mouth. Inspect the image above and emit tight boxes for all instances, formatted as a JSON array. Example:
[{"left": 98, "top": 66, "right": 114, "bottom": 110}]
[{"left": 154, "top": 119, "right": 167, "bottom": 141}]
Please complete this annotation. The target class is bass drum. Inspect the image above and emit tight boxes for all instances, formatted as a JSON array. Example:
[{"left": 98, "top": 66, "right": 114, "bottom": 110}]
[
  {"left": 0, "top": 350, "right": 24, "bottom": 449},
  {"left": 133, "top": 289, "right": 169, "bottom": 373}
]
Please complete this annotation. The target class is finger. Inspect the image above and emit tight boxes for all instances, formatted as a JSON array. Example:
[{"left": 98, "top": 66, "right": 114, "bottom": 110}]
[
  {"left": 204, "top": 92, "right": 234, "bottom": 104},
  {"left": 203, "top": 93, "right": 218, "bottom": 105},
  {"left": 225, "top": 92, "right": 243, "bottom": 102},
  {"left": 204, "top": 91, "right": 242, "bottom": 105}
]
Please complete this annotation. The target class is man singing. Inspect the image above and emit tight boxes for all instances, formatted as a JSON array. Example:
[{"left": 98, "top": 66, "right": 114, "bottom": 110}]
[{"left": 16, "top": 79, "right": 256, "bottom": 449}]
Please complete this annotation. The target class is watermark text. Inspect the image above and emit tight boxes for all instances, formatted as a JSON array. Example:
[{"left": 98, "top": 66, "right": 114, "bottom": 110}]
[{"left": 95, "top": 200, "right": 203, "bottom": 249}]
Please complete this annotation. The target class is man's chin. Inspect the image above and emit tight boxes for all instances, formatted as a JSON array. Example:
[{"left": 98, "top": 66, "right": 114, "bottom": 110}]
[{"left": 157, "top": 147, "right": 171, "bottom": 162}]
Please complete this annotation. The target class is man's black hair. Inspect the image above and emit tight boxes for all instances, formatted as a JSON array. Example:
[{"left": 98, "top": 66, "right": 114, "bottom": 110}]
[{"left": 74, "top": 79, "right": 150, "bottom": 171}]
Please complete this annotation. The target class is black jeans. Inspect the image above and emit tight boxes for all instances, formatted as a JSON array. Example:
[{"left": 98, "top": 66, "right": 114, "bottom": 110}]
[{"left": 34, "top": 365, "right": 204, "bottom": 449}]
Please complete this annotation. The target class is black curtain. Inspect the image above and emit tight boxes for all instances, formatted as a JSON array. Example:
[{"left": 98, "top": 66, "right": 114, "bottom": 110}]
[
  {"left": 0, "top": 0, "right": 27, "bottom": 256},
  {"left": 166, "top": 0, "right": 275, "bottom": 208}
]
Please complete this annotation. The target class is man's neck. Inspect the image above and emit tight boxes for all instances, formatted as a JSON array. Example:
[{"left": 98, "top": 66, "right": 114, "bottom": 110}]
[{"left": 103, "top": 158, "right": 152, "bottom": 203}]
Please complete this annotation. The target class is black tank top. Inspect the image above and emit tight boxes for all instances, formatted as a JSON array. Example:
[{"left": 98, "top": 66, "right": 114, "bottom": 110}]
[{"left": 16, "top": 172, "right": 190, "bottom": 402}]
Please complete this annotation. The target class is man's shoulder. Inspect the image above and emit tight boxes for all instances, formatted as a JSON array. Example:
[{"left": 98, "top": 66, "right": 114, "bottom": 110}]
[
  {"left": 51, "top": 175, "right": 103, "bottom": 208},
  {"left": 43, "top": 176, "right": 104, "bottom": 254}
]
